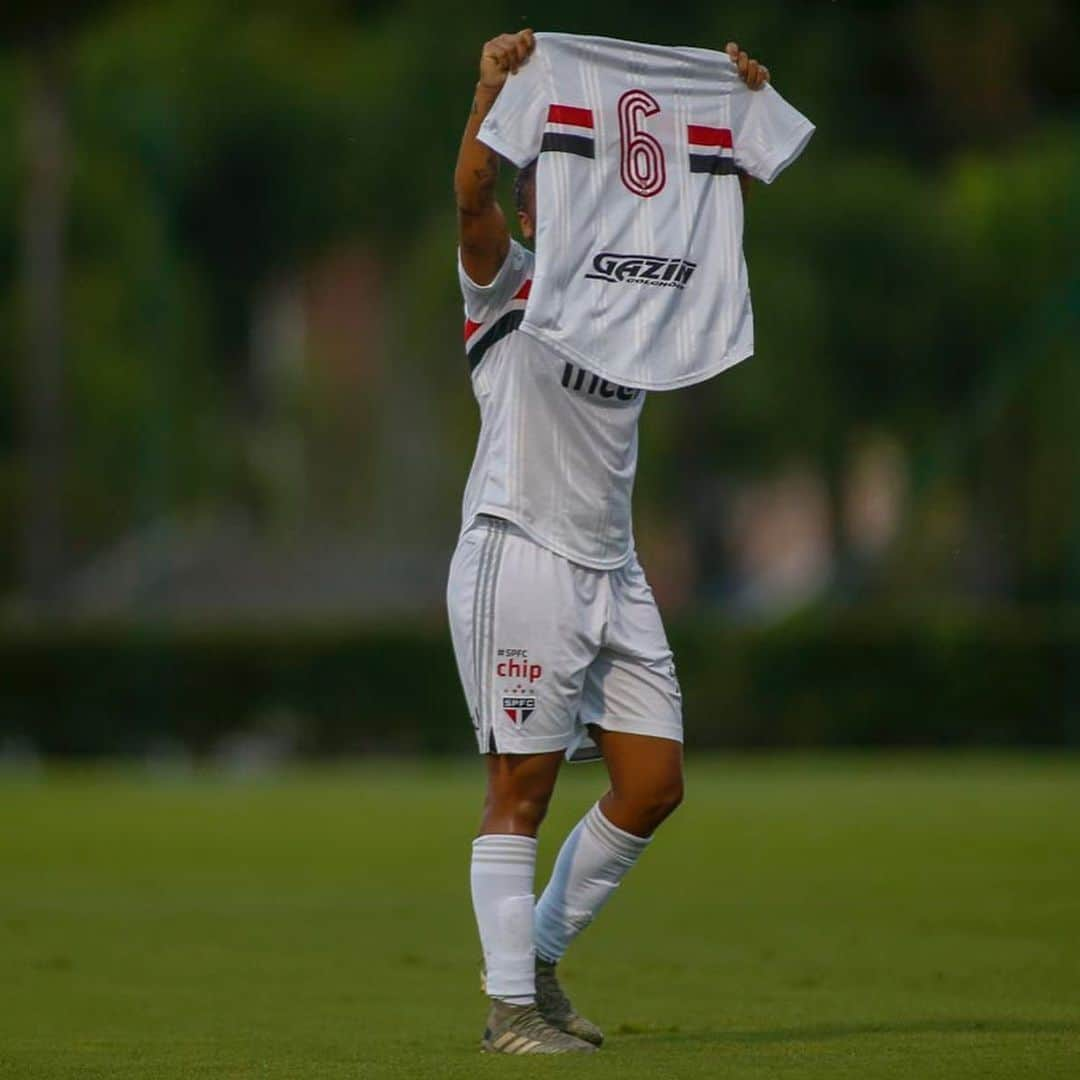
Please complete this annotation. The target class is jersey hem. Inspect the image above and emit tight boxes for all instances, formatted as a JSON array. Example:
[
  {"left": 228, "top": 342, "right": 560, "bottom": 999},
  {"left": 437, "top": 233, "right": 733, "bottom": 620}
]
[
  {"left": 464, "top": 508, "right": 634, "bottom": 572},
  {"left": 518, "top": 321, "right": 754, "bottom": 392}
]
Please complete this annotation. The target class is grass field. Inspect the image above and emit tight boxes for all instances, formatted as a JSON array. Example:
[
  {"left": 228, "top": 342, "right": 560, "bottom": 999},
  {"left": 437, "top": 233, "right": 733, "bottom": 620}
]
[{"left": 1, "top": 755, "right": 1078, "bottom": 1079}]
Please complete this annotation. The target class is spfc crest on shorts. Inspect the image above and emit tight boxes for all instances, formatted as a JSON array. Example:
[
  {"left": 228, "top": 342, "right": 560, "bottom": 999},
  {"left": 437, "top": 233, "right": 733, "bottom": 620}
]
[{"left": 502, "top": 695, "right": 536, "bottom": 725}]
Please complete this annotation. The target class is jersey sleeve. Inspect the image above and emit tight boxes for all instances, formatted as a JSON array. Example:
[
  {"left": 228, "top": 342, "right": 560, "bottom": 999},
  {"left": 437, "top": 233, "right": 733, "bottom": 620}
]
[
  {"left": 458, "top": 238, "right": 531, "bottom": 323},
  {"left": 730, "top": 83, "right": 815, "bottom": 185},
  {"left": 477, "top": 53, "right": 547, "bottom": 167}
]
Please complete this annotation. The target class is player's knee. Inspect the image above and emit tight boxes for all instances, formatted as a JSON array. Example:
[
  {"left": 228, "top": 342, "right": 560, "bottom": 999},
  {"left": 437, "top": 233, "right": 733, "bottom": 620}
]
[
  {"left": 511, "top": 792, "right": 552, "bottom": 830},
  {"left": 612, "top": 774, "right": 683, "bottom": 832},
  {"left": 511, "top": 799, "right": 548, "bottom": 829},
  {"left": 637, "top": 775, "right": 684, "bottom": 828},
  {"left": 484, "top": 786, "right": 553, "bottom": 832},
  {"left": 651, "top": 775, "right": 684, "bottom": 821}
]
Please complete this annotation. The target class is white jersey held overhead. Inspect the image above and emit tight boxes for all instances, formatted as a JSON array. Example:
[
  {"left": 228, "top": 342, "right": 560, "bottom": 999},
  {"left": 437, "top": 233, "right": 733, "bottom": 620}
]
[{"left": 477, "top": 31, "right": 815, "bottom": 391}]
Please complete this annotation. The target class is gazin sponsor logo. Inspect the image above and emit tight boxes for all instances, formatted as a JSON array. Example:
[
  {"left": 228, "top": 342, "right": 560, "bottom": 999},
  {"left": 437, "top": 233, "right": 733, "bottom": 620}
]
[{"left": 585, "top": 252, "right": 697, "bottom": 289}]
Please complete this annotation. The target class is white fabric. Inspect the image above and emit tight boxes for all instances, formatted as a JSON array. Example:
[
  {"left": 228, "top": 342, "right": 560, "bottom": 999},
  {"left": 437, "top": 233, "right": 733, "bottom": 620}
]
[
  {"left": 458, "top": 240, "right": 644, "bottom": 571},
  {"left": 535, "top": 803, "right": 651, "bottom": 963},
  {"left": 478, "top": 31, "right": 815, "bottom": 390},
  {"left": 471, "top": 833, "right": 538, "bottom": 1003},
  {"left": 446, "top": 516, "right": 683, "bottom": 762}
]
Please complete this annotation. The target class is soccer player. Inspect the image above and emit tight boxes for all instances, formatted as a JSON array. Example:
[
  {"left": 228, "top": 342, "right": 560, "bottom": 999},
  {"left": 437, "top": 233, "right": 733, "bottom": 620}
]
[{"left": 448, "top": 30, "right": 772, "bottom": 1055}]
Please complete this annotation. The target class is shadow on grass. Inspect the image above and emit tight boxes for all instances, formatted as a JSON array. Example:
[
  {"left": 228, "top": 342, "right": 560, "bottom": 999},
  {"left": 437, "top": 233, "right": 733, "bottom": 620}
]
[{"left": 615, "top": 1018, "right": 1077, "bottom": 1044}]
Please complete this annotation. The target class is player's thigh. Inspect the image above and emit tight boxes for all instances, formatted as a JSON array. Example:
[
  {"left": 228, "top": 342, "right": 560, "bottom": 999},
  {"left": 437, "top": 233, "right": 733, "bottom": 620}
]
[
  {"left": 484, "top": 748, "right": 565, "bottom": 809},
  {"left": 581, "top": 557, "right": 682, "bottom": 745},
  {"left": 589, "top": 727, "right": 683, "bottom": 802},
  {"left": 448, "top": 517, "right": 596, "bottom": 755}
]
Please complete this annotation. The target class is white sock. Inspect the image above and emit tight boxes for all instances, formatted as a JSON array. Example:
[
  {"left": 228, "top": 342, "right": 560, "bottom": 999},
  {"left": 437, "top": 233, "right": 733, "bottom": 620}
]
[
  {"left": 471, "top": 834, "right": 537, "bottom": 1004},
  {"left": 534, "top": 802, "right": 651, "bottom": 963}
]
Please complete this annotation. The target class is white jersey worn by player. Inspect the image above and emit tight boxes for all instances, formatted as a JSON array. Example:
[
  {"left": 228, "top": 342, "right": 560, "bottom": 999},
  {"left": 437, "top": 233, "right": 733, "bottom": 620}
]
[
  {"left": 457, "top": 238, "right": 642, "bottom": 570},
  {"left": 448, "top": 240, "right": 681, "bottom": 762},
  {"left": 477, "top": 31, "right": 815, "bottom": 390}
]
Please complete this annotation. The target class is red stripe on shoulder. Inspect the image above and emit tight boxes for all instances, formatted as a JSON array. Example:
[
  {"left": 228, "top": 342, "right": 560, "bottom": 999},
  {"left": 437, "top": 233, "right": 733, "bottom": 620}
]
[
  {"left": 687, "top": 124, "right": 733, "bottom": 149},
  {"left": 512, "top": 279, "right": 532, "bottom": 302},
  {"left": 548, "top": 105, "right": 594, "bottom": 129},
  {"left": 464, "top": 318, "right": 482, "bottom": 341}
]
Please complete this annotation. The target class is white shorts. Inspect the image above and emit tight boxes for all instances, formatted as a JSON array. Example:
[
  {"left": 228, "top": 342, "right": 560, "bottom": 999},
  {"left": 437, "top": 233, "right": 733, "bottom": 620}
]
[{"left": 446, "top": 516, "right": 683, "bottom": 761}]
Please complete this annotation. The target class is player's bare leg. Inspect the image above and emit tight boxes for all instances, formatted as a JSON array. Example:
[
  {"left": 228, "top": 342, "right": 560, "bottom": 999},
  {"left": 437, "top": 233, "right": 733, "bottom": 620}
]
[
  {"left": 534, "top": 729, "right": 683, "bottom": 1044},
  {"left": 479, "top": 748, "right": 563, "bottom": 837},
  {"left": 593, "top": 728, "right": 684, "bottom": 838}
]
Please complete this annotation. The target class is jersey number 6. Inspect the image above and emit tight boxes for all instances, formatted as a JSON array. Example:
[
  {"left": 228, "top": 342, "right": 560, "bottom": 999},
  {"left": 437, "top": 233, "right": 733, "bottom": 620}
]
[{"left": 618, "top": 89, "right": 666, "bottom": 198}]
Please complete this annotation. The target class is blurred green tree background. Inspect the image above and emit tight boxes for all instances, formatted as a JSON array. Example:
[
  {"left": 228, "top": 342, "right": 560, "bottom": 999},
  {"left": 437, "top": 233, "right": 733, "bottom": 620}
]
[{"left": 2, "top": 0, "right": 1078, "bottom": 624}]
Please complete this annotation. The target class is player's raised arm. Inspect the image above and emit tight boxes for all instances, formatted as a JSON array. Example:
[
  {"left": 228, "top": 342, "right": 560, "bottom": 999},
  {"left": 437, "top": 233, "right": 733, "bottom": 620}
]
[
  {"left": 454, "top": 30, "right": 535, "bottom": 286},
  {"left": 725, "top": 41, "right": 771, "bottom": 202}
]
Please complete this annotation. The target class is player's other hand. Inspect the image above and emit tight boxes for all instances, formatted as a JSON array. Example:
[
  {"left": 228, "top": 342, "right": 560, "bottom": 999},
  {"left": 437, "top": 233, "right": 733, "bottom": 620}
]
[
  {"left": 479, "top": 30, "right": 536, "bottom": 90},
  {"left": 725, "top": 41, "right": 770, "bottom": 90}
]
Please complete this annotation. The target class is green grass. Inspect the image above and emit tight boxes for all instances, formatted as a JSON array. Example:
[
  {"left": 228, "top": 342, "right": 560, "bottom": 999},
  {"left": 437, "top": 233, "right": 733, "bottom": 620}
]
[{"left": 1, "top": 755, "right": 1078, "bottom": 1078}]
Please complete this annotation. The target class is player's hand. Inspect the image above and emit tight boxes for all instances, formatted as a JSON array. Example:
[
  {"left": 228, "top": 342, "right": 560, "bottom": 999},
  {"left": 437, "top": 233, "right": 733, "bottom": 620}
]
[
  {"left": 479, "top": 30, "right": 536, "bottom": 90},
  {"left": 725, "top": 41, "right": 770, "bottom": 90}
]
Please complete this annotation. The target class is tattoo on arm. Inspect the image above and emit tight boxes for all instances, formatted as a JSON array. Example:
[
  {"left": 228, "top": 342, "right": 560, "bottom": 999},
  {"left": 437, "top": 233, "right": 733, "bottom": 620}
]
[
  {"left": 456, "top": 93, "right": 501, "bottom": 216},
  {"left": 473, "top": 151, "right": 498, "bottom": 194}
]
